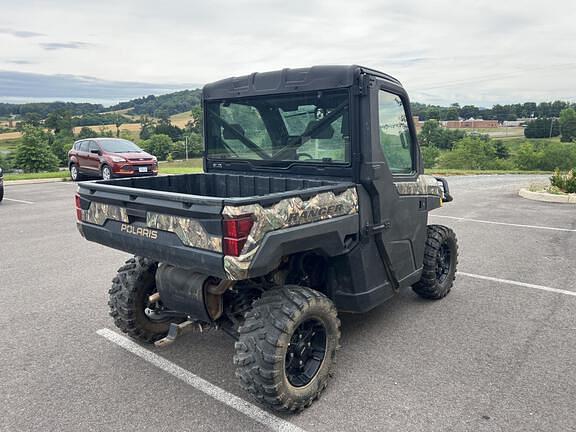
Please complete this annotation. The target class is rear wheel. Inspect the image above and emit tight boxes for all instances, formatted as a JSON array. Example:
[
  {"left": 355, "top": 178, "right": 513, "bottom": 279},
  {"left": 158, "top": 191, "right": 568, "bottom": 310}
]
[
  {"left": 108, "top": 257, "right": 171, "bottom": 343},
  {"left": 101, "top": 165, "right": 112, "bottom": 180},
  {"left": 413, "top": 225, "right": 458, "bottom": 299},
  {"left": 234, "top": 286, "right": 340, "bottom": 412}
]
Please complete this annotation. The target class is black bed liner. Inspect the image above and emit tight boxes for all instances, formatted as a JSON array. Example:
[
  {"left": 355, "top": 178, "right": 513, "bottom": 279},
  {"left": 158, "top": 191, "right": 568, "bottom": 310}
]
[{"left": 82, "top": 173, "right": 353, "bottom": 207}]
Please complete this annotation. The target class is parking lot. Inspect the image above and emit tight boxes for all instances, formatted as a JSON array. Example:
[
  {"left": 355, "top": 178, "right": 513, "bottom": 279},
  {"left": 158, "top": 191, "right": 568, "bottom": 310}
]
[{"left": 1, "top": 175, "right": 575, "bottom": 432}]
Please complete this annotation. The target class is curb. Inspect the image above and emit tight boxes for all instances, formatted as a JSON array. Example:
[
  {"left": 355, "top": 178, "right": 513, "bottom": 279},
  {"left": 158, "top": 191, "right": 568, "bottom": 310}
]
[
  {"left": 519, "top": 188, "right": 576, "bottom": 204},
  {"left": 5, "top": 177, "right": 70, "bottom": 186}
]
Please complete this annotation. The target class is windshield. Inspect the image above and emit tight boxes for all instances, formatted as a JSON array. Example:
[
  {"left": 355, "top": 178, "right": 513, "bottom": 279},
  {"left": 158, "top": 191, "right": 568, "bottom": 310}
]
[
  {"left": 98, "top": 139, "right": 142, "bottom": 153},
  {"left": 205, "top": 89, "right": 350, "bottom": 164}
]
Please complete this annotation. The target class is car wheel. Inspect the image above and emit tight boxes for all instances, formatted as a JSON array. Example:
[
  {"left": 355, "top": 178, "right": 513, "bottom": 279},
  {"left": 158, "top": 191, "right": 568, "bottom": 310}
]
[
  {"left": 69, "top": 163, "right": 83, "bottom": 181},
  {"left": 101, "top": 165, "right": 112, "bottom": 180}
]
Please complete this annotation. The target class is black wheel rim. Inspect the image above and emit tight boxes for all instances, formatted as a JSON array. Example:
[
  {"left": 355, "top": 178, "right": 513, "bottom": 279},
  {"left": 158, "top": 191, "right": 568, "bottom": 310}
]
[
  {"left": 436, "top": 243, "right": 452, "bottom": 284},
  {"left": 285, "top": 318, "right": 327, "bottom": 387}
]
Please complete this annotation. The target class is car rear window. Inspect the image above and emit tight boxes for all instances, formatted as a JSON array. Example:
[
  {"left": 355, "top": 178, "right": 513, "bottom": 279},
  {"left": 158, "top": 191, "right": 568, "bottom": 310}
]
[{"left": 79, "top": 141, "right": 89, "bottom": 152}]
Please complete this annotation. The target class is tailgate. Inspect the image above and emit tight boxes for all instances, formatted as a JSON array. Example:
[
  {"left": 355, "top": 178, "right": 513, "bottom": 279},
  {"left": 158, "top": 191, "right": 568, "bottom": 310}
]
[{"left": 75, "top": 182, "right": 227, "bottom": 278}]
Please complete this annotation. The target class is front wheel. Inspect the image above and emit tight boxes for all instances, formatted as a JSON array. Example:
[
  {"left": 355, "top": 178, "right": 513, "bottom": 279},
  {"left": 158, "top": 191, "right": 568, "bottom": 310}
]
[
  {"left": 101, "top": 165, "right": 112, "bottom": 180},
  {"left": 234, "top": 286, "right": 340, "bottom": 413},
  {"left": 69, "top": 163, "right": 84, "bottom": 181},
  {"left": 413, "top": 225, "right": 458, "bottom": 299}
]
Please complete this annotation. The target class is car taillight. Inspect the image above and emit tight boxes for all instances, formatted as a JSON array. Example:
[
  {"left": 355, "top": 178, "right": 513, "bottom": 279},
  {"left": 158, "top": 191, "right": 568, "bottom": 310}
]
[
  {"left": 222, "top": 214, "right": 254, "bottom": 257},
  {"left": 75, "top": 194, "right": 83, "bottom": 221}
]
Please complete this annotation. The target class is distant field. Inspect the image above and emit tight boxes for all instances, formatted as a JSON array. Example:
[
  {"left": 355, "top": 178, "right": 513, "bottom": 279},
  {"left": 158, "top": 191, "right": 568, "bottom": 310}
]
[
  {"left": 169, "top": 111, "right": 193, "bottom": 128},
  {"left": 0, "top": 131, "right": 22, "bottom": 141},
  {"left": 457, "top": 127, "right": 525, "bottom": 138},
  {"left": 71, "top": 123, "right": 141, "bottom": 135}
]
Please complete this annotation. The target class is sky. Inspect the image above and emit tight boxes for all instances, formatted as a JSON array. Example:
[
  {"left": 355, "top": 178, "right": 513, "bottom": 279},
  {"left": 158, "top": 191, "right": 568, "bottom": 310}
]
[{"left": 0, "top": 0, "right": 575, "bottom": 106}]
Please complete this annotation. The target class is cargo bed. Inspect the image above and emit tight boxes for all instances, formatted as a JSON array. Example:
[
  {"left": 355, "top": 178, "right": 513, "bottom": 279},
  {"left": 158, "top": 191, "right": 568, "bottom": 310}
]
[{"left": 76, "top": 173, "right": 358, "bottom": 279}]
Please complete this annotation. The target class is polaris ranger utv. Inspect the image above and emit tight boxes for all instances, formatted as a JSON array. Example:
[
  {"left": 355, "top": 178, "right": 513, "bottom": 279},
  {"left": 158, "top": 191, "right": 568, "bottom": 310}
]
[{"left": 76, "top": 65, "right": 458, "bottom": 412}]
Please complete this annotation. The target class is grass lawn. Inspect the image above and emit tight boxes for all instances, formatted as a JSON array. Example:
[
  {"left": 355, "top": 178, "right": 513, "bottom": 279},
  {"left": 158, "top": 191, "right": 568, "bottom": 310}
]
[{"left": 4, "top": 170, "right": 69, "bottom": 181}]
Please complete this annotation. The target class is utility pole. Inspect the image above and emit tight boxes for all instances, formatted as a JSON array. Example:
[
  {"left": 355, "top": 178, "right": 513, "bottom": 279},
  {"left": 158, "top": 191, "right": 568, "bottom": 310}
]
[{"left": 185, "top": 136, "right": 189, "bottom": 160}]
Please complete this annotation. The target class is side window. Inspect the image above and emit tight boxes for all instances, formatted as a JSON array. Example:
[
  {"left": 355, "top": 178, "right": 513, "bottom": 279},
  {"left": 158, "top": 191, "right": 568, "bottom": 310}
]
[
  {"left": 79, "top": 141, "right": 89, "bottom": 152},
  {"left": 88, "top": 141, "right": 100, "bottom": 153},
  {"left": 378, "top": 90, "right": 414, "bottom": 174}
]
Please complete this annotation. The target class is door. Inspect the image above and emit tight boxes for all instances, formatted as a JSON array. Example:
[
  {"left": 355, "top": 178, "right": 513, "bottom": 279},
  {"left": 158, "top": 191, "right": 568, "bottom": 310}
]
[
  {"left": 86, "top": 140, "right": 101, "bottom": 173},
  {"left": 370, "top": 83, "right": 428, "bottom": 283},
  {"left": 76, "top": 140, "right": 90, "bottom": 172}
]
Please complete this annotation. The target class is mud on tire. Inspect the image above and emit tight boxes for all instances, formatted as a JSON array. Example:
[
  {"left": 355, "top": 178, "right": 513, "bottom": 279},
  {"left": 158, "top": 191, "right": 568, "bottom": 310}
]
[
  {"left": 108, "top": 256, "right": 170, "bottom": 343},
  {"left": 234, "top": 286, "right": 341, "bottom": 413},
  {"left": 413, "top": 224, "right": 458, "bottom": 300}
]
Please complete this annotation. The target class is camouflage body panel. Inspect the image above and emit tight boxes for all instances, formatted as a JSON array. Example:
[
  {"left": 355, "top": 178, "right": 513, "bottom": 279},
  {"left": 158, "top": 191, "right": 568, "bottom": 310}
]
[
  {"left": 223, "top": 187, "right": 358, "bottom": 280},
  {"left": 394, "top": 175, "right": 441, "bottom": 196},
  {"left": 81, "top": 202, "right": 221, "bottom": 252},
  {"left": 147, "top": 212, "right": 222, "bottom": 252},
  {"left": 82, "top": 202, "right": 129, "bottom": 226}
]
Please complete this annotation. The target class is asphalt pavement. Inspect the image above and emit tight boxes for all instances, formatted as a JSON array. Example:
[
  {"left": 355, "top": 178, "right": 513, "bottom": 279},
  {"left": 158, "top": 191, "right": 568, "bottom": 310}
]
[{"left": 1, "top": 174, "right": 575, "bottom": 432}]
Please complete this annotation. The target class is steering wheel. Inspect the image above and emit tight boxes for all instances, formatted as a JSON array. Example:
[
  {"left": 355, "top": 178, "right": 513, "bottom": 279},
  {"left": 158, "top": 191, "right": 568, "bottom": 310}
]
[{"left": 296, "top": 152, "right": 314, "bottom": 160}]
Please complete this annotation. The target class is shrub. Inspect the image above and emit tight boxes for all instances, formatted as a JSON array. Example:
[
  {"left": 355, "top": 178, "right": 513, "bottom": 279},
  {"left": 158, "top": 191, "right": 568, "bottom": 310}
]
[
  {"left": 14, "top": 125, "right": 59, "bottom": 172},
  {"left": 550, "top": 169, "right": 576, "bottom": 193},
  {"left": 439, "top": 137, "right": 511, "bottom": 170},
  {"left": 421, "top": 146, "right": 440, "bottom": 168},
  {"left": 141, "top": 134, "right": 173, "bottom": 160}
]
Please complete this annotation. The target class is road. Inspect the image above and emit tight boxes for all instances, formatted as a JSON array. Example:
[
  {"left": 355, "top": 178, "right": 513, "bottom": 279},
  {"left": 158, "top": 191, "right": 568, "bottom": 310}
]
[{"left": 1, "top": 175, "right": 575, "bottom": 432}]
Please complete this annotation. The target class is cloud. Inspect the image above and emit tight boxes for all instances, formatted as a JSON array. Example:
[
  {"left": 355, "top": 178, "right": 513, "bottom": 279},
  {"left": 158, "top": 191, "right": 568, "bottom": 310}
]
[
  {"left": 0, "top": 28, "right": 44, "bottom": 38},
  {"left": 0, "top": 0, "right": 575, "bottom": 105},
  {"left": 39, "top": 41, "right": 92, "bottom": 51},
  {"left": 0, "top": 70, "right": 199, "bottom": 105},
  {"left": 4, "top": 59, "right": 36, "bottom": 65}
]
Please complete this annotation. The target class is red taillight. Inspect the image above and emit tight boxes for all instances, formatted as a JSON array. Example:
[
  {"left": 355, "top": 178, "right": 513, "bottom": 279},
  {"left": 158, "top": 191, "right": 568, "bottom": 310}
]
[
  {"left": 75, "top": 194, "right": 83, "bottom": 221},
  {"left": 223, "top": 215, "right": 254, "bottom": 257}
]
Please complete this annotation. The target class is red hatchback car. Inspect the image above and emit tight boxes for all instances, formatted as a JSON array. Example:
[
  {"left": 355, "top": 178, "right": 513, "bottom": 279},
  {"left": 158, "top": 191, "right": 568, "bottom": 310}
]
[{"left": 68, "top": 138, "right": 158, "bottom": 181}]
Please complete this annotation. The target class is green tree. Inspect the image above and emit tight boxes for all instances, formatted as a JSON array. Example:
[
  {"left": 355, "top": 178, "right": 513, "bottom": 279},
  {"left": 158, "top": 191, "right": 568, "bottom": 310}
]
[
  {"left": 50, "top": 131, "right": 74, "bottom": 166},
  {"left": 418, "top": 120, "right": 466, "bottom": 150},
  {"left": 493, "top": 140, "right": 510, "bottom": 159},
  {"left": 77, "top": 126, "right": 98, "bottom": 139},
  {"left": 440, "top": 137, "right": 513, "bottom": 170},
  {"left": 45, "top": 110, "right": 73, "bottom": 134},
  {"left": 524, "top": 118, "right": 560, "bottom": 138},
  {"left": 559, "top": 108, "right": 576, "bottom": 142},
  {"left": 15, "top": 126, "right": 59, "bottom": 172},
  {"left": 141, "top": 134, "right": 173, "bottom": 160},
  {"left": 421, "top": 146, "right": 440, "bottom": 168}
]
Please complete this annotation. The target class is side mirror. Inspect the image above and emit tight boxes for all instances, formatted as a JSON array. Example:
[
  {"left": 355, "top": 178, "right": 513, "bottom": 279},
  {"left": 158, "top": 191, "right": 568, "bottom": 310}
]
[{"left": 90, "top": 149, "right": 100, "bottom": 155}]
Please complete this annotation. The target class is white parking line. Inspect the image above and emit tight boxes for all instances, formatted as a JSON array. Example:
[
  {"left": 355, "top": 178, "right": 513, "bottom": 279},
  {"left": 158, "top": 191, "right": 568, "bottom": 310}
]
[
  {"left": 96, "top": 328, "right": 306, "bottom": 432},
  {"left": 458, "top": 272, "right": 576, "bottom": 297},
  {"left": 3, "top": 197, "right": 34, "bottom": 204},
  {"left": 432, "top": 215, "right": 576, "bottom": 233}
]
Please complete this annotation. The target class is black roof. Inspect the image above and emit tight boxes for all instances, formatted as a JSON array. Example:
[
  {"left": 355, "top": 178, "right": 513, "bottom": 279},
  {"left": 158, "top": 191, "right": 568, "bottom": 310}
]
[{"left": 202, "top": 65, "right": 402, "bottom": 100}]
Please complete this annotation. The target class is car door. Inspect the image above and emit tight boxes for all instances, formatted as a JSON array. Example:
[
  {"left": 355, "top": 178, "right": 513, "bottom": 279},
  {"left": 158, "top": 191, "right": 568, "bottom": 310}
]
[
  {"left": 76, "top": 140, "right": 90, "bottom": 173},
  {"left": 368, "top": 81, "right": 428, "bottom": 284},
  {"left": 86, "top": 140, "right": 101, "bottom": 172}
]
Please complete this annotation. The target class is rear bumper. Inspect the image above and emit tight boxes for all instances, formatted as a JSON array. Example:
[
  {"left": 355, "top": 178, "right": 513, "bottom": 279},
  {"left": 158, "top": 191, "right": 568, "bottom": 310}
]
[{"left": 77, "top": 221, "right": 226, "bottom": 279}]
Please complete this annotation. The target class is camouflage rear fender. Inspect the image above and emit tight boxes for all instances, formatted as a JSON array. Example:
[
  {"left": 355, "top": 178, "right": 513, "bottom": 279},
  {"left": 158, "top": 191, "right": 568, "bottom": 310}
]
[{"left": 223, "top": 187, "right": 358, "bottom": 280}]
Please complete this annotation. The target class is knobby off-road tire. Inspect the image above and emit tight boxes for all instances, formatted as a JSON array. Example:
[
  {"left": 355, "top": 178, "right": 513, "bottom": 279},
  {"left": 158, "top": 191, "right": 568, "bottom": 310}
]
[
  {"left": 234, "top": 286, "right": 341, "bottom": 413},
  {"left": 413, "top": 224, "right": 458, "bottom": 300},
  {"left": 108, "top": 256, "right": 170, "bottom": 343}
]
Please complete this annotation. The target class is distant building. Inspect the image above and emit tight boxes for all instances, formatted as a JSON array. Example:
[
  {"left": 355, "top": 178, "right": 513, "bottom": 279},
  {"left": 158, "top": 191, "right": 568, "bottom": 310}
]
[{"left": 444, "top": 118, "right": 499, "bottom": 129}]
